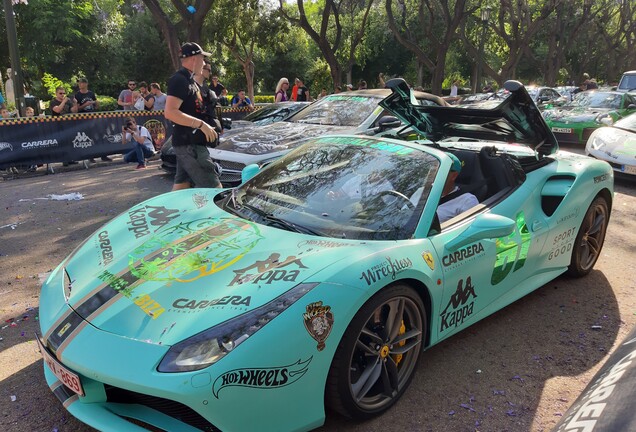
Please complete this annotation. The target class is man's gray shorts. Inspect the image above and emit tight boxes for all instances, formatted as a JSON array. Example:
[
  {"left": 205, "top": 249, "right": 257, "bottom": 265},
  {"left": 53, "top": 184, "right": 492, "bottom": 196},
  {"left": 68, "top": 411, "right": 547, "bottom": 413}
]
[{"left": 173, "top": 144, "right": 222, "bottom": 188}]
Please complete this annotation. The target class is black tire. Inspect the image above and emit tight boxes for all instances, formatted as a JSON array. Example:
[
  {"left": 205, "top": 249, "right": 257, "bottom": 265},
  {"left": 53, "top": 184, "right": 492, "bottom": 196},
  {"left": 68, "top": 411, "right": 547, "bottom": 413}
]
[
  {"left": 567, "top": 195, "right": 609, "bottom": 277},
  {"left": 326, "top": 284, "right": 425, "bottom": 419}
]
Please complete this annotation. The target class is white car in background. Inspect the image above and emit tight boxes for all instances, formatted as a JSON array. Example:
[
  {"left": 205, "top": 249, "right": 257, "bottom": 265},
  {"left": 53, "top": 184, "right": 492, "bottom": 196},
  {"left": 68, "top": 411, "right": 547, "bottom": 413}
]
[{"left": 586, "top": 112, "right": 636, "bottom": 176}]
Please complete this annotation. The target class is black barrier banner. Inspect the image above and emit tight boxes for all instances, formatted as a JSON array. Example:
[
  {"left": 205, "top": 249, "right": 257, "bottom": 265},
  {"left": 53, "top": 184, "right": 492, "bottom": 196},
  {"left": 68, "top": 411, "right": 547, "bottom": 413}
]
[
  {"left": 0, "top": 111, "right": 172, "bottom": 169},
  {"left": 217, "top": 106, "right": 258, "bottom": 121}
]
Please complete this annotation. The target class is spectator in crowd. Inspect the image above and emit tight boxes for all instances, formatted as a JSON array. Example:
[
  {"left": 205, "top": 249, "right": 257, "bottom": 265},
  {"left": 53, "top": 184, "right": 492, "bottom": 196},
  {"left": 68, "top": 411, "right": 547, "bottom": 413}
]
[
  {"left": 50, "top": 86, "right": 77, "bottom": 116},
  {"left": 295, "top": 78, "right": 312, "bottom": 102},
  {"left": 334, "top": 85, "right": 342, "bottom": 93},
  {"left": 358, "top": 80, "right": 367, "bottom": 90},
  {"left": 218, "top": 88, "right": 230, "bottom": 106},
  {"left": 117, "top": 80, "right": 136, "bottom": 110},
  {"left": 0, "top": 89, "right": 5, "bottom": 109},
  {"left": 150, "top": 83, "right": 167, "bottom": 110},
  {"left": 121, "top": 117, "right": 155, "bottom": 169},
  {"left": 0, "top": 107, "right": 10, "bottom": 119},
  {"left": 210, "top": 74, "right": 225, "bottom": 99},
  {"left": 164, "top": 42, "right": 221, "bottom": 190},
  {"left": 138, "top": 82, "right": 155, "bottom": 110},
  {"left": 582, "top": 73, "right": 598, "bottom": 90},
  {"left": 346, "top": 84, "right": 353, "bottom": 91},
  {"left": 450, "top": 80, "right": 460, "bottom": 97},
  {"left": 482, "top": 82, "right": 493, "bottom": 93},
  {"left": 24, "top": 106, "right": 34, "bottom": 117},
  {"left": 378, "top": 73, "right": 386, "bottom": 88},
  {"left": 291, "top": 78, "right": 300, "bottom": 101},
  {"left": 231, "top": 89, "right": 254, "bottom": 109},
  {"left": 131, "top": 91, "right": 145, "bottom": 110},
  {"left": 74, "top": 78, "right": 99, "bottom": 113},
  {"left": 572, "top": 81, "right": 587, "bottom": 95},
  {"left": 318, "top": 88, "right": 328, "bottom": 99},
  {"left": 275, "top": 78, "right": 290, "bottom": 102},
  {"left": 437, "top": 153, "right": 479, "bottom": 223}
]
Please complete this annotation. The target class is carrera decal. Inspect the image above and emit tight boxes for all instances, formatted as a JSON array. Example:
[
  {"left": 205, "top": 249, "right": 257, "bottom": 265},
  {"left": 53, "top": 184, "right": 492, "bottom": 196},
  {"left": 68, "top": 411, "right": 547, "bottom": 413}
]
[
  {"left": 360, "top": 257, "right": 413, "bottom": 286},
  {"left": 303, "top": 302, "right": 334, "bottom": 351},
  {"left": 439, "top": 277, "right": 477, "bottom": 332},
  {"left": 422, "top": 251, "right": 435, "bottom": 271},
  {"left": 491, "top": 211, "right": 531, "bottom": 285},
  {"left": 169, "top": 296, "right": 252, "bottom": 314},
  {"left": 229, "top": 253, "right": 308, "bottom": 286},
  {"left": 95, "top": 230, "right": 114, "bottom": 266},
  {"left": 442, "top": 243, "right": 484, "bottom": 270},
  {"left": 212, "top": 357, "right": 312, "bottom": 398}
]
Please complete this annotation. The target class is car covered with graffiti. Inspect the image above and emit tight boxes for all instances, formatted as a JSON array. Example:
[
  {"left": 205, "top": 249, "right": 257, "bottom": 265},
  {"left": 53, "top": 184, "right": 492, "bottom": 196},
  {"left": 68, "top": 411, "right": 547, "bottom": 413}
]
[{"left": 37, "top": 79, "right": 613, "bottom": 431}]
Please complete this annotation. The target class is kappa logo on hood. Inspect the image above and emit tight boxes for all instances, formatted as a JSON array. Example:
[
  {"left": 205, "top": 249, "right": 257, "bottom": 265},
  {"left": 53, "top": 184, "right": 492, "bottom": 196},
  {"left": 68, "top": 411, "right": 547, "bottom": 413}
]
[{"left": 229, "top": 253, "right": 308, "bottom": 286}]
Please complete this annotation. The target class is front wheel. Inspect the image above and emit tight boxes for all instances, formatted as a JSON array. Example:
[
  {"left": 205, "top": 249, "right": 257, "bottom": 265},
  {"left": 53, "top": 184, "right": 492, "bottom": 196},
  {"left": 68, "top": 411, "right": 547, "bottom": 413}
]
[
  {"left": 326, "top": 284, "right": 425, "bottom": 419},
  {"left": 567, "top": 195, "right": 609, "bottom": 277}
]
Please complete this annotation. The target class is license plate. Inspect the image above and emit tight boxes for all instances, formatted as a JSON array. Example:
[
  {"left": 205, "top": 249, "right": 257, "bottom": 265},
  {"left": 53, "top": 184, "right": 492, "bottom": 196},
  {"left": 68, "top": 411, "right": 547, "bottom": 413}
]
[
  {"left": 622, "top": 165, "right": 636, "bottom": 175},
  {"left": 36, "top": 336, "right": 84, "bottom": 396},
  {"left": 552, "top": 127, "right": 572, "bottom": 133}
]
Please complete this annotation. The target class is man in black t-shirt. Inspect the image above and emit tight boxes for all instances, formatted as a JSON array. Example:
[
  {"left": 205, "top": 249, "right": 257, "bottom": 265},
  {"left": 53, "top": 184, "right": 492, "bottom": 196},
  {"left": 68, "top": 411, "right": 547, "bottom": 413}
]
[
  {"left": 164, "top": 42, "right": 221, "bottom": 190},
  {"left": 296, "top": 78, "right": 312, "bottom": 102},
  {"left": 74, "top": 78, "right": 99, "bottom": 113},
  {"left": 209, "top": 75, "right": 225, "bottom": 99}
]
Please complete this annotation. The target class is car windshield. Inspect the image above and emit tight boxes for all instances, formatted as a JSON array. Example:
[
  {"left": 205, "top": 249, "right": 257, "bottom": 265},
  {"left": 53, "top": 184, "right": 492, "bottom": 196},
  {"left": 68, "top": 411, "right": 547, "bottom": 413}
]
[
  {"left": 243, "top": 103, "right": 304, "bottom": 125},
  {"left": 286, "top": 94, "right": 381, "bottom": 127},
  {"left": 221, "top": 137, "right": 438, "bottom": 240},
  {"left": 569, "top": 92, "right": 623, "bottom": 109},
  {"left": 614, "top": 113, "right": 636, "bottom": 132}
]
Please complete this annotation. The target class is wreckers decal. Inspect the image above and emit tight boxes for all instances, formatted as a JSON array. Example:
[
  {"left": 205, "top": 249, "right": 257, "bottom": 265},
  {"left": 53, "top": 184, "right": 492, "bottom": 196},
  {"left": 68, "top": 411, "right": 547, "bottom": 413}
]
[
  {"left": 303, "top": 302, "right": 334, "bottom": 351},
  {"left": 229, "top": 253, "right": 308, "bottom": 286},
  {"left": 170, "top": 296, "right": 251, "bottom": 313},
  {"left": 360, "top": 256, "right": 413, "bottom": 286},
  {"left": 442, "top": 243, "right": 484, "bottom": 269},
  {"left": 439, "top": 277, "right": 477, "bottom": 332},
  {"left": 212, "top": 357, "right": 312, "bottom": 398},
  {"left": 491, "top": 211, "right": 531, "bottom": 285},
  {"left": 44, "top": 218, "right": 262, "bottom": 356},
  {"left": 127, "top": 205, "right": 180, "bottom": 239}
]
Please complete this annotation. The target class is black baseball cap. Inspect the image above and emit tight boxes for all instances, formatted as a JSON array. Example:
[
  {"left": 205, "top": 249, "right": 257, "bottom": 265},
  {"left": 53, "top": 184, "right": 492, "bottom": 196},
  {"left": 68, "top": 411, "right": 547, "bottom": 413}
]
[{"left": 179, "top": 42, "right": 211, "bottom": 58}]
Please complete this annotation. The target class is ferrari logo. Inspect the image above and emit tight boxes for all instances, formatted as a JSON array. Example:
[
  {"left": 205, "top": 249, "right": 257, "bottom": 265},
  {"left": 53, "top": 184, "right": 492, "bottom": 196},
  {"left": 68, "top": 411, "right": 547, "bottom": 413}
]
[{"left": 422, "top": 251, "right": 434, "bottom": 270}]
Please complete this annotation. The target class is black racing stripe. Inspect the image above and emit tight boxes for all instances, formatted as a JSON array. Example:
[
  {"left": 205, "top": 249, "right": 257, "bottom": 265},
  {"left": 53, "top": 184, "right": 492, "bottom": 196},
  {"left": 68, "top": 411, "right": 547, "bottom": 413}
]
[
  {"left": 52, "top": 382, "right": 77, "bottom": 403},
  {"left": 47, "top": 312, "right": 86, "bottom": 353}
]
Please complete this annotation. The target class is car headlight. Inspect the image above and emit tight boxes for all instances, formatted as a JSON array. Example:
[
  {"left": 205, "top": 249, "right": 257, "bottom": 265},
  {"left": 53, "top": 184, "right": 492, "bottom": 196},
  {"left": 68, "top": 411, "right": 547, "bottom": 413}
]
[
  {"left": 158, "top": 282, "right": 319, "bottom": 372},
  {"left": 597, "top": 114, "right": 614, "bottom": 125},
  {"left": 588, "top": 135, "right": 606, "bottom": 150}
]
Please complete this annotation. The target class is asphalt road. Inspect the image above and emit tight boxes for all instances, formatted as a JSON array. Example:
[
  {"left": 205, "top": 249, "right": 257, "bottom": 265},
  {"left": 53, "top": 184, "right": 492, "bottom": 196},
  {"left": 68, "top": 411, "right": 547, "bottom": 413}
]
[{"left": 0, "top": 153, "right": 635, "bottom": 432}]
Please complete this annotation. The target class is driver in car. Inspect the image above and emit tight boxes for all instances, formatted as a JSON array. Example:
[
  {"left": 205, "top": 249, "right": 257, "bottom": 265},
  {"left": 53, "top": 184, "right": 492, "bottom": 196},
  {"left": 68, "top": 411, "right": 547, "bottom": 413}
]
[{"left": 437, "top": 153, "right": 479, "bottom": 223}]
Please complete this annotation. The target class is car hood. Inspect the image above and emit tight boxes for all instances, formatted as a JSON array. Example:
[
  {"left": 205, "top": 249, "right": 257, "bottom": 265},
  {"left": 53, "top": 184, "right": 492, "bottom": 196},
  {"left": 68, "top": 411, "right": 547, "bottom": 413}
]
[
  {"left": 381, "top": 79, "right": 558, "bottom": 156},
  {"left": 587, "top": 127, "right": 636, "bottom": 163},
  {"left": 62, "top": 189, "right": 357, "bottom": 345},
  {"left": 215, "top": 121, "right": 351, "bottom": 155},
  {"left": 542, "top": 106, "right": 612, "bottom": 123}
]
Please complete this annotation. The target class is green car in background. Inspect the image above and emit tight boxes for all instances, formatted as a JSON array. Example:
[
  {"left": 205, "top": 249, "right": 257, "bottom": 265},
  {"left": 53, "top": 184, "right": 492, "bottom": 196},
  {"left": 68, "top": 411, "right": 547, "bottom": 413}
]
[{"left": 542, "top": 90, "right": 636, "bottom": 145}]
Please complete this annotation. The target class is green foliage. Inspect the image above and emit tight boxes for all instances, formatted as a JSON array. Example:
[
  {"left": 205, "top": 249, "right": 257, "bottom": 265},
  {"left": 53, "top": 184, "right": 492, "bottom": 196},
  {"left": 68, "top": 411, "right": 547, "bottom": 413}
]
[
  {"left": 253, "top": 95, "right": 274, "bottom": 103},
  {"left": 41, "top": 73, "right": 70, "bottom": 98},
  {"left": 96, "top": 95, "right": 118, "bottom": 111}
]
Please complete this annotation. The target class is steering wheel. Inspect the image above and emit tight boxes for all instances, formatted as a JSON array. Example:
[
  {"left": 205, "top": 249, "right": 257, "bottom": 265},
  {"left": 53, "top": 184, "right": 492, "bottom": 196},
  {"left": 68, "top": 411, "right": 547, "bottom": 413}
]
[{"left": 376, "top": 190, "right": 415, "bottom": 210}]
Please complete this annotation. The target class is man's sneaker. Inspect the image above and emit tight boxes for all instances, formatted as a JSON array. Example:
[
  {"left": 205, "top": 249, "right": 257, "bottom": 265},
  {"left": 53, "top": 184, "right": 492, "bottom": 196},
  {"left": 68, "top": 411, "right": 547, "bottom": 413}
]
[
  {"left": 101, "top": 156, "right": 113, "bottom": 162},
  {"left": 135, "top": 164, "right": 146, "bottom": 170}
]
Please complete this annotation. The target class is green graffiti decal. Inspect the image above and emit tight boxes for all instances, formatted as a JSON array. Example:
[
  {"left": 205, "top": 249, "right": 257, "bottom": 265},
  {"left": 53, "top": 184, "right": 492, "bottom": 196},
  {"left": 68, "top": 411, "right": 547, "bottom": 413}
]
[
  {"left": 128, "top": 218, "right": 264, "bottom": 283},
  {"left": 491, "top": 211, "right": 532, "bottom": 285}
]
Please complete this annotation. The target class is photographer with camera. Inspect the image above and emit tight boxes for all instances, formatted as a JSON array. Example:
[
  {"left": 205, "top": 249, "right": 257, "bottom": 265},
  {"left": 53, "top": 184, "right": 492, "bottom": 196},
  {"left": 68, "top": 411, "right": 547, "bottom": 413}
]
[
  {"left": 231, "top": 89, "right": 254, "bottom": 110},
  {"left": 121, "top": 117, "right": 155, "bottom": 170}
]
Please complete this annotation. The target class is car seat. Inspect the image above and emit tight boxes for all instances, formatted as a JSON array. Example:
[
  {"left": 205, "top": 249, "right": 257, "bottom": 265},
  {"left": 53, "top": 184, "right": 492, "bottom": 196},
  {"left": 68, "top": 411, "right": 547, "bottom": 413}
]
[{"left": 452, "top": 150, "right": 488, "bottom": 202}]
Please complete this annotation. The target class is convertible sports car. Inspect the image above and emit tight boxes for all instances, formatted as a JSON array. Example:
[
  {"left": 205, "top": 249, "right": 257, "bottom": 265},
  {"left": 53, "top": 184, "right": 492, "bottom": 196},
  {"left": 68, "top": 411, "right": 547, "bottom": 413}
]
[
  {"left": 208, "top": 89, "right": 448, "bottom": 185},
  {"left": 542, "top": 90, "right": 636, "bottom": 145},
  {"left": 586, "top": 112, "right": 636, "bottom": 176},
  {"left": 38, "top": 80, "right": 613, "bottom": 432}
]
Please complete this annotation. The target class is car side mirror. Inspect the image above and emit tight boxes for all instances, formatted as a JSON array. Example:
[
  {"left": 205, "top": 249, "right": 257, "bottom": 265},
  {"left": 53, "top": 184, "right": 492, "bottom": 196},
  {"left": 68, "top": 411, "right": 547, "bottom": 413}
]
[
  {"left": 445, "top": 214, "right": 516, "bottom": 251},
  {"left": 627, "top": 104, "right": 636, "bottom": 109},
  {"left": 241, "top": 164, "right": 260, "bottom": 183},
  {"left": 376, "top": 115, "right": 402, "bottom": 132}
]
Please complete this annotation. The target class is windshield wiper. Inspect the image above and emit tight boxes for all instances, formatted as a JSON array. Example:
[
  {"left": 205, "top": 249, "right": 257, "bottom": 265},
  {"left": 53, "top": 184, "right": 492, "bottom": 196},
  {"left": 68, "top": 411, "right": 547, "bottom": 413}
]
[{"left": 241, "top": 202, "right": 322, "bottom": 235}]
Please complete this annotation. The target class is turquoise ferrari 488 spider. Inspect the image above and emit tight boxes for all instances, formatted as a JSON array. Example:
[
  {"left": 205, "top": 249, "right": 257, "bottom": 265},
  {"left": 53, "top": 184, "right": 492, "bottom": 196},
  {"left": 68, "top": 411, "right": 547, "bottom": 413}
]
[{"left": 38, "top": 80, "right": 613, "bottom": 431}]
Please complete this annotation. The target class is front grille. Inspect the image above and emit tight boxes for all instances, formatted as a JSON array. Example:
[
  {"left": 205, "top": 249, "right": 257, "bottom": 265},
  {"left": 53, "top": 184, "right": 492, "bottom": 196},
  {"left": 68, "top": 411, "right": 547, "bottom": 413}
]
[
  {"left": 217, "top": 160, "right": 246, "bottom": 172},
  {"left": 552, "top": 132, "right": 581, "bottom": 145},
  {"left": 105, "top": 385, "right": 220, "bottom": 432}
]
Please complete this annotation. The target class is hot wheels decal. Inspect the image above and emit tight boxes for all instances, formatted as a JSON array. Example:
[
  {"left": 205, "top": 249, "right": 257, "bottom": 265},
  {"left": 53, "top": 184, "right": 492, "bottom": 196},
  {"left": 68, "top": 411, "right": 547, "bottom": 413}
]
[
  {"left": 212, "top": 357, "right": 312, "bottom": 398},
  {"left": 303, "top": 302, "right": 334, "bottom": 351}
]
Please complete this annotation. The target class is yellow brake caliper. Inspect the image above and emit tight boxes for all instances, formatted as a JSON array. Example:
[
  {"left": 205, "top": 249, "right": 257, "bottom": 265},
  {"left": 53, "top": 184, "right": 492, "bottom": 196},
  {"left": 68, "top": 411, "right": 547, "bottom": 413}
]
[{"left": 391, "top": 321, "right": 406, "bottom": 365}]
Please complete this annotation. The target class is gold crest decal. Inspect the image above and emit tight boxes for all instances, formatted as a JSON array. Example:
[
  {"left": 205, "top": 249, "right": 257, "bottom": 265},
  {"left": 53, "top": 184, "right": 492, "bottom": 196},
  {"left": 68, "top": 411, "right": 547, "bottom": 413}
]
[
  {"left": 422, "top": 251, "right": 435, "bottom": 270},
  {"left": 303, "top": 301, "right": 334, "bottom": 351}
]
